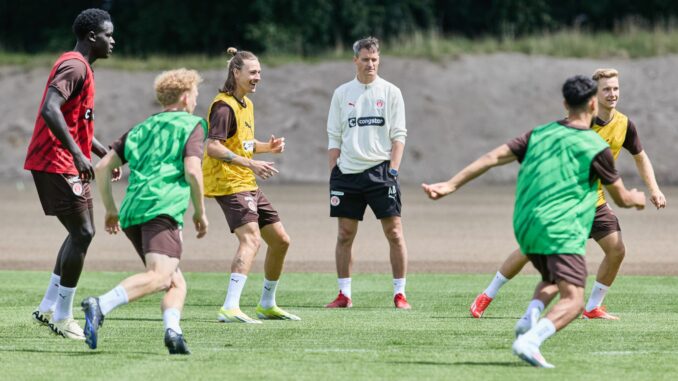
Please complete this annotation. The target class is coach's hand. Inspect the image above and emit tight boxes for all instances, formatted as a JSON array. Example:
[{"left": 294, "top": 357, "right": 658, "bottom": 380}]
[
  {"left": 104, "top": 210, "right": 120, "bottom": 234},
  {"left": 249, "top": 159, "right": 279, "bottom": 180}
]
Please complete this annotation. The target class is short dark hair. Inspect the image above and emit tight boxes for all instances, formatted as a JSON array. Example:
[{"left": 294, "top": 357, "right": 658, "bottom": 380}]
[
  {"left": 562, "top": 75, "right": 597, "bottom": 109},
  {"left": 72, "top": 8, "right": 111, "bottom": 40}
]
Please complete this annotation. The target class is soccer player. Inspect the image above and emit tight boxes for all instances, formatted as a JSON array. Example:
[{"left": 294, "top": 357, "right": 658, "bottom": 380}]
[
  {"left": 468, "top": 68, "right": 667, "bottom": 321},
  {"left": 24, "top": 8, "right": 119, "bottom": 340},
  {"left": 423, "top": 75, "right": 645, "bottom": 367},
  {"left": 80, "top": 68, "right": 208, "bottom": 354},
  {"left": 203, "top": 48, "right": 299, "bottom": 323},
  {"left": 325, "top": 37, "right": 410, "bottom": 309}
]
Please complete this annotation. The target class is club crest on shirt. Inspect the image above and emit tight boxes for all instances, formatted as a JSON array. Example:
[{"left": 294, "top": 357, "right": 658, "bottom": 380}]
[
  {"left": 243, "top": 140, "right": 255, "bottom": 152},
  {"left": 376, "top": 99, "right": 384, "bottom": 109}
]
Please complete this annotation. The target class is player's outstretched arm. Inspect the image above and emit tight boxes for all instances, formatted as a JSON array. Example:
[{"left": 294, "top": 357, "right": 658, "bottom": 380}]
[
  {"left": 91, "top": 137, "right": 122, "bottom": 182},
  {"left": 184, "top": 156, "right": 208, "bottom": 238},
  {"left": 254, "top": 135, "right": 286, "bottom": 154},
  {"left": 632, "top": 150, "right": 666, "bottom": 209},
  {"left": 605, "top": 178, "right": 646, "bottom": 210},
  {"left": 205, "top": 138, "right": 278, "bottom": 179},
  {"left": 94, "top": 150, "right": 123, "bottom": 234},
  {"left": 422, "top": 144, "right": 517, "bottom": 200}
]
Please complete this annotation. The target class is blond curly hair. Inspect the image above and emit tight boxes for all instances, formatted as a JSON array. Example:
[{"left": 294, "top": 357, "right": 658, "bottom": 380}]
[
  {"left": 154, "top": 68, "right": 202, "bottom": 106},
  {"left": 592, "top": 68, "right": 619, "bottom": 81}
]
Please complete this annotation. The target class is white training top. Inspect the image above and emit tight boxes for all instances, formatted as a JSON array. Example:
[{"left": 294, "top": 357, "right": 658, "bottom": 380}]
[{"left": 327, "top": 76, "right": 407, "bottom": 174}]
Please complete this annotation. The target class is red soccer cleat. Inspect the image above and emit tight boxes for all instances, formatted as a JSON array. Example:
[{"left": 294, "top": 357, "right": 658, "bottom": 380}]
[
  {"left": 394, "top": 293, "right": 411, "bottom": 309},
  {"left": 325, "top": 291, "right": 352, "bottom": 308},
  {"left": 470, "top": 293, "right": 493, "bottom": 318},
  {"left": 582, "top": 305, "right": 619, "bottom": 320}
]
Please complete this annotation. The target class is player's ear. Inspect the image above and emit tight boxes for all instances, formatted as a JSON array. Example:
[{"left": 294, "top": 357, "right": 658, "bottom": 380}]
[{"left": 87, "top": 30, "right": 96, "bottom": 43}]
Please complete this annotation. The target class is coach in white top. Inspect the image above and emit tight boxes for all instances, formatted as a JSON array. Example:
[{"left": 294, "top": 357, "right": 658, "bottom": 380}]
[{"left": 325, "top": 36, "right": 411, "bottom": 310}]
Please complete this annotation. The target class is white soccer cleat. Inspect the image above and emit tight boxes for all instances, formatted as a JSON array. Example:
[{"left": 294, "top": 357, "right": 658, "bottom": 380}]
[
  {"left": 512, "top": 336, "right": 555, "bottom": 368},
  {"left": 50, "top": 317, "right": 86, "bottom": 341},
  {"left": 32, "top": 309, "right": 52, "bottom": 326}
]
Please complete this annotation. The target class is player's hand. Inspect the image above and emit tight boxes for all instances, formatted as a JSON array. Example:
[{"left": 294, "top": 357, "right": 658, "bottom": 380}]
[
  {"left": 193, "top": 212, "right": 208, "bottom": 238},
  {"left": 650, "top": 189, "right": 666, "bottom": 209},
  {"left": 630, "top": 188, "right": 646, "bottom": 210},
  {"left": 74, "top": 152, "right": 95, "bottom": 182},
  {"left": 268, "top": 135, "right": 285, "bottom": 154},
  {"left": 104, "top": 210, "right": 120, "bottom": 234},
  {"left": 111, "top": 167, "right": 122, "bottom": 182},
  {"left": 421, "top": 182, "right": 453, "bottom": 200},
  {"left": 249, "top": 159, "right": 279, "bottom": 180}
]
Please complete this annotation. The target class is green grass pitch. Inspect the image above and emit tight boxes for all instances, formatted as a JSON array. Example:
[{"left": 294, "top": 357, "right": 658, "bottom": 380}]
[{"left": 1, "top": 271, "right": 677, "bottom": 380}]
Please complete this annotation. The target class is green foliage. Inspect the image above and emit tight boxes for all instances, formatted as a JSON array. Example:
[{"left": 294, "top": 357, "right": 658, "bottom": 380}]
[{"left": 2, "top": 271, "right": 678, "bottom": 380}]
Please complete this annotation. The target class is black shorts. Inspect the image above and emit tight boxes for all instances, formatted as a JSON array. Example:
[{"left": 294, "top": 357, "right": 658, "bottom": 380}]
[
  {"left": 31, "top": 170, "right": 93, "bottom": 216},
  {"left": 123, "top": 215, "right": 183, "bottom": 263},
  {"left": 526, "top": 254, "right": 587, "bottom": 288},
  {"left": 329, "top": 161, "right": 401, "bottom": 221},
  {"left": 589, "top": 203, "right": 621, "bottom": 241}
]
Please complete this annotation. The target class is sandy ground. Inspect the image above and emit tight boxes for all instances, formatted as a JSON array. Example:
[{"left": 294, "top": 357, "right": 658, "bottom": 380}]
[
  {"left": 1, "top": 183, "right": 676, "bottom": 274},
  {"left": 1, "top": 53, "right": 678, "bottom": 185}
]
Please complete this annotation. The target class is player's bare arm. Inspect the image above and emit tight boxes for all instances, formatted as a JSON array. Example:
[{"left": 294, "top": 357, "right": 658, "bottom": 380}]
[
  {"left": 91, "top": 137, "right": 122, "bottom": 181},
  {"left": 206, "top": 138, "right": 278, "bottom": 179},
  {"left": 422, "top": 144, "right": 517, "bottom": 200},
  {"left": 94, "top": 150, "right": 123, "bottom": 234},
  {"left": 604, "top": 178, "right": 646, "bottom": 210},
  {"left": 184, "top": 155, "right": 208, "bottom": 238},
  {"left": 632, "top": 150, "right": 666, "bottom": 209},
  {"left": 254, "top": 135, "right": 285, "bottom": 154},
  {"left": 41, "top": 87, "right": 94, "bottom": 181}
]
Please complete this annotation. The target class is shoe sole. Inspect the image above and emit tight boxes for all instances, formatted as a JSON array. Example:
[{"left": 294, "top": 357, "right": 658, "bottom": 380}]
[
  {"left": 217, "top": 315, "right": 262, "bottom": 324},
  {"left": 83, "top": 310, "right": 98, "bottom": 349}
]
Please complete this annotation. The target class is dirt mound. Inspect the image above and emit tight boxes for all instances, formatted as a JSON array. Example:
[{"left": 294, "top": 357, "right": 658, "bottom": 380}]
[{"left": 2, "top": 53, "right": 676, "bottom": 185}]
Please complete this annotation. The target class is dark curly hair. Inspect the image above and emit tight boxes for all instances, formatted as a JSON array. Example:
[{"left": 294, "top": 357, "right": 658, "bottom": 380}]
[
  {"left": 562, "top": 75, "right": 598, "bottom": 109},
  {"left": 72, "top": 8, "right": 111, "bottom": 40}
]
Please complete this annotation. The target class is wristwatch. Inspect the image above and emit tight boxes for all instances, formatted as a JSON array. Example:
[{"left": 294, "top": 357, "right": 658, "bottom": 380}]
[{"left": 388, "top": 168, "right": 399, "bottom": 177}]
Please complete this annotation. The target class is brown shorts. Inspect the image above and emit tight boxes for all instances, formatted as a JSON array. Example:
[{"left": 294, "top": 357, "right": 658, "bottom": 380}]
[
  {"left": 122, "top": 215, "right": 183, "bottom": 262},
  {"left": 31, "top": 170, "right": 93, "bottom": 216},
  {"left": 589, "top": 203, "right": 621, "bottom": 241},
  {"left": 215, "top": 189, "right": 281, "bottom": 233},
  {"left": 526, "top": 254, "right": 587, "bottom": 288}
]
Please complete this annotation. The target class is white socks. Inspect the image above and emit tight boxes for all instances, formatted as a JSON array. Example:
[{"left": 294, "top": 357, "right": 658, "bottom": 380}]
[
  {"left": 259, "top": 279, "right": 278, "bottom": 309},
  {"left": 522, "top": 299, "right": 545, "bottom": 319},
  {"left": 393, "top": 278, "right": 406, "bottom": 296},
  {"left": 38, "top": 273, "right": 61, "bottom": 312},
  {"left": 337, "top": 278, "right": 352, "bottom": 298},
  {"left": 223, "top": 273, "right": 247, "bottom": 310},
  {"left": 522, "top": 318, "right": 557, "bottom": 346},
  {"left": 52, "top": 285, "right": 76, "bottom": 322},
  {"left": 585, "top": 281, "right": 609, "bottom": 312},
  {"left": 99, "top": 285, "right": 129, "bottom": 315},
  {"left": 163, "top": 308, "right": 182, "bottom": 334},
  {"left": 483, "top": 271, "right": 509, "bottom": 298}
]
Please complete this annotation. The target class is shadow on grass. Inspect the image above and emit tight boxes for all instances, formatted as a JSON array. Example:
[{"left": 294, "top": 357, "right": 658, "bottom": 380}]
[
  {"left": 430, "top": 315, "right": 518, "bottom": 320},
  {"left": 388, "top": 360, "right": 521, "bottom": 367}
]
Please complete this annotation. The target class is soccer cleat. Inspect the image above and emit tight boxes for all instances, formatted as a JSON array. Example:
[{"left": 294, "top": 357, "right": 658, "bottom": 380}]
[
  {"left": 582, "top": 305, "right": 620, "bottom": 320},
  {"left": 217, "top": 307, "right": 262, "bottom": 324},
  {"left": 32, "top": 309, "right": 52, "bottom": 326},
  {"left": 512, "top": 337, "right": 555, "bottom": 368},
  {"left": 325, "top": 291, "right": 352, "bottom": 308},
  {"left": 164, "top": 328, "right": 191, "bottom": 355},
  {"left": 394, "top": 293, "right": 411, "bottom": 309},
  {"left": 515, "top": 307, "right": 541, "bottom": 337},
  {"left": 50, "top": 317, "right": 85, "bottom": 341},
  {"left": 470, "top": 293, "right": 493, "bottom": 318},
  {"left": 81, "top": 297, "right": 105, "bottom": 349},
  {"left": 256, "top": 305, "right": 301, "bottom": 321}
]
